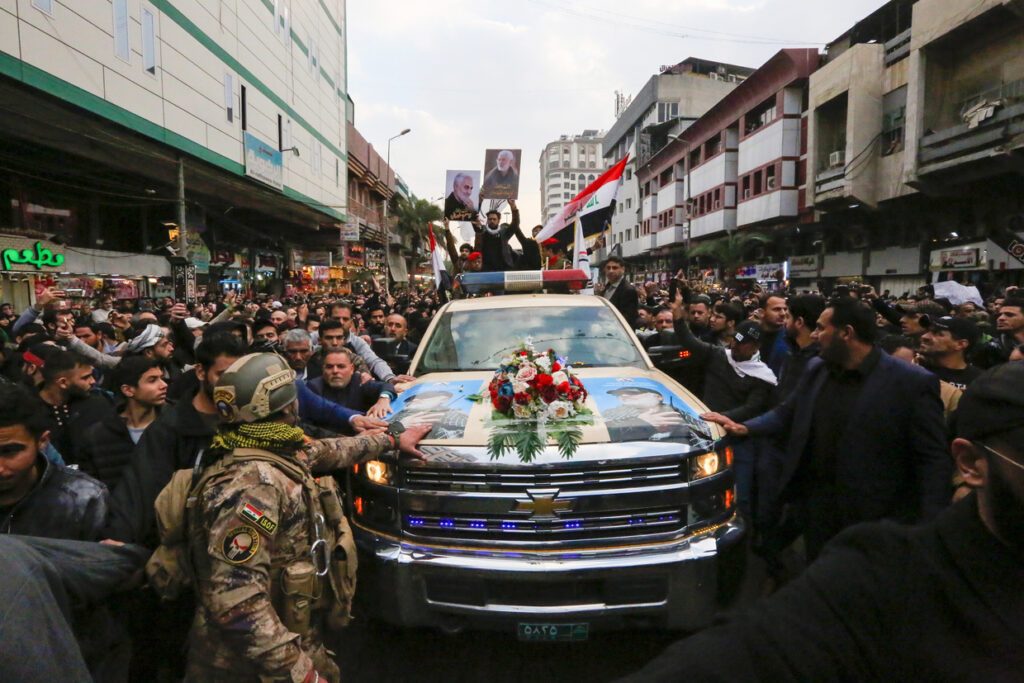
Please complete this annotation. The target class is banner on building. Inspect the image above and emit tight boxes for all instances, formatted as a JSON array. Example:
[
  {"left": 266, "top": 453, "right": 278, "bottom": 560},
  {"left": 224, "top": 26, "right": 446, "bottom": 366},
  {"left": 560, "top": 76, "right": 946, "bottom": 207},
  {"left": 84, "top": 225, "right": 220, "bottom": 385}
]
[
  {"left": 480, "top": 149, "right": 522, "bottom": 200},
  {"left": 244, "top": 132, "right": 284, "bottom": 190},
  {"left": 340, "top": 223, "right": 361, "bottom": 241},
  {"left": 787, "top": 254, "right": 819, "bottom": 278}
]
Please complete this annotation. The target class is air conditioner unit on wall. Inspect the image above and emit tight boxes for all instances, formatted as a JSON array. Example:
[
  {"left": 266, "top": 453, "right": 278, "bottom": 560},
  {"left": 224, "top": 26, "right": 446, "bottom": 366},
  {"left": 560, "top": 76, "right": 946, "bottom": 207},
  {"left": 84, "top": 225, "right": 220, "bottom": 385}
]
[
  {"left": 709, "top": 72, "right": 720, "bottom": 81},
  {"left": 829, "top": 150, "right": 846, "bottom": 167},
  {"left": 766, "top": 176, "right": 776, "bottom": 189},
  {"left": 742, "top": 189, "right": 752, "bottom": 199}
]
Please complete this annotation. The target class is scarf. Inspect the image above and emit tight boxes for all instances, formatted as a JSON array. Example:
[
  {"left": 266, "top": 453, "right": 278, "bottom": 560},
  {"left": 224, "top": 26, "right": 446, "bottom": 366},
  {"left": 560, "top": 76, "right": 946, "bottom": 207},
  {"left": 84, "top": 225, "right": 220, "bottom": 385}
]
[
  {"left": 725, "top": 350, "right": 778, "bottom": 386},
  {"left": 125, "top": 324, "right": 163, "bottom": 354},
  {"left": 210, "top": 422, "right": 307, "bottom": 457}
]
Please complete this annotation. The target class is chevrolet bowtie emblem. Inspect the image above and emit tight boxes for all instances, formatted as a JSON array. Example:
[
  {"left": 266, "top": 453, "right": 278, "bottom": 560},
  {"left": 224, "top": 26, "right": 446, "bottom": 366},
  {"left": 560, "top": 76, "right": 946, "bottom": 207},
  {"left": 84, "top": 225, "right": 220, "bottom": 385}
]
[{"left": 514, "top": 488, "right": 572, "bottom": 519}]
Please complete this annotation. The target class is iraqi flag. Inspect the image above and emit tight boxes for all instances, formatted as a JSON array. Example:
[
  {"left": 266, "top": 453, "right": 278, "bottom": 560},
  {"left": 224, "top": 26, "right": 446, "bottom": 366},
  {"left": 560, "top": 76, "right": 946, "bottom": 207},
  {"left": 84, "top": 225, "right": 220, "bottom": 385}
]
[
  {"left": 429, "top": 224, "right": 453, "bottom": 303},
  {"left": 536, "top": 154, "right": 629, "bottom": 243}
]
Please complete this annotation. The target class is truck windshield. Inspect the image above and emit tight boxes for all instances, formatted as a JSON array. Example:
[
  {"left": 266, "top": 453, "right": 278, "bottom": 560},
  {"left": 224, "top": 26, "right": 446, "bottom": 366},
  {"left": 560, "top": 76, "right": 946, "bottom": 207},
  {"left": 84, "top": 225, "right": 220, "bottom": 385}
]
[{"left": 417, "top": 305, "right": 646, "bottom": 372}]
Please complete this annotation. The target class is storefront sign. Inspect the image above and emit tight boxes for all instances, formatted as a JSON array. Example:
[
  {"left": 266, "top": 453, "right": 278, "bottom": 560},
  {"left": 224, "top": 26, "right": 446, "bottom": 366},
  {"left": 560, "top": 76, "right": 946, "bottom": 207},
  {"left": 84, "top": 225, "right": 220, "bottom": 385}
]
[
  {"left": 2, "top": 240, "right": 64, "bottom": 271},
  {"left": 340, "top": 223, "right": 361, "bottom": 241},
  {"left": 787, "top": 254, "right": 819, "bottom": 278},
  {"left": 172, "top": 263, "right": 197, "bottom": 303},
  {"left": 736, "top": 262, "right": 784, "bottom": 280},
  {"left": 938, "top": 248, "right": 978, "bottom": 269},
  {"left": 185, "top": 231, "right": 211, "bottom": 273},
  {"left": 244, "top": 132, "right": 284, "bottom": 190}
]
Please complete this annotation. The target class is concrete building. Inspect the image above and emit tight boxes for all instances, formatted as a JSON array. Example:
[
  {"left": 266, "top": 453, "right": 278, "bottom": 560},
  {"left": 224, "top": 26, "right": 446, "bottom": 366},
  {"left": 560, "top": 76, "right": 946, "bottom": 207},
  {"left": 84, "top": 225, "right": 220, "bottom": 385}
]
[
  {"left": 633, "top": 50, "right": 817, "bottom": 284},
  {"left": 0, "top": 0, "right": 350, "bottom": 306},
  {"left": 600, "top": 58, "right": 753, "bottom": 275},
  {"left": 539, "top": 130, "right": 606, "bottom": 225},
  {"left": 804, "top": 0, "right": 1024, "bottom": 294}
]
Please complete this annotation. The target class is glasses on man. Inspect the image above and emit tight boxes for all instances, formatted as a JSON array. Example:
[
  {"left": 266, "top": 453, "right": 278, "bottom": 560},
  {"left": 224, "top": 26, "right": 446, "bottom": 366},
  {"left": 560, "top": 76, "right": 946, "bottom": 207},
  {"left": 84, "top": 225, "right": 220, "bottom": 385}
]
[{"left": 976, "top": 441, "right": 1024, "bottom": 473}]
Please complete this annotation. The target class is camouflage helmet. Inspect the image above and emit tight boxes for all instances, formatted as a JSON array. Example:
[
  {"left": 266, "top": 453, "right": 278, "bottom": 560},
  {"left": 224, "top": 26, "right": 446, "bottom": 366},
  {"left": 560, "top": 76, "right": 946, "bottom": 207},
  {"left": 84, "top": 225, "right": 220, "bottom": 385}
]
[{"left": 213, "top": 353, "right": 297, "bottom": 423}]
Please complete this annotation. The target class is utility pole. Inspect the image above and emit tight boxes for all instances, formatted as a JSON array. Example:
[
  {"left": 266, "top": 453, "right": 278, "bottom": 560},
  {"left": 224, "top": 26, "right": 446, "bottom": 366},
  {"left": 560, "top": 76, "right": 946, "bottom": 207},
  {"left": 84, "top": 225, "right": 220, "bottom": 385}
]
[{"left": 383, "top": 128, "right": 410, "bottom": 296}]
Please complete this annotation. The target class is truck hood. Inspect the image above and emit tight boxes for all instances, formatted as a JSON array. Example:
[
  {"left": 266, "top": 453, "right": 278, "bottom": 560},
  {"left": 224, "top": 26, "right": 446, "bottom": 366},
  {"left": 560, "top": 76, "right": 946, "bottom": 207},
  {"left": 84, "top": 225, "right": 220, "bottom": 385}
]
[{"left": 389, "top": 368, "right": 721, "bottom": 466}]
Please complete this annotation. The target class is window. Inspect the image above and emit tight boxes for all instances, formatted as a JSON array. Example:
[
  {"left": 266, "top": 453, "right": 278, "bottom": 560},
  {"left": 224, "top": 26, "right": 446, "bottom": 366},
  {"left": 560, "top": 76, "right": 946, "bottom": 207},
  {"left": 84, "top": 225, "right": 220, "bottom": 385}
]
[
  {"left": 626, "top": 229, "right": 632, "bottom": 241},
  {"left": 31, "top": 0, "right": 53, "bottom": 15},
  {"left": 753, "top": 170, "right": 762, "bottom": 195},
  {"left": 113, "top": 0, "right": 130, "bottom": 62},
  {"left": 564, "top": 192, "right": 571, "bottom": 199},
  {"left": 224, "top": 73, "right": 234, "bottom": 123},
  {"left": 277, "top": 114, "right": 283, "bottom": 150},
  {"left": 141, "top": 7, "right": 157, "bottom": 75},
  {"left": 626, "top": 198, "right": 632, "bottom": 209},
  {"left": 588, "top": 161, "right": 596, "bottom": 168},
  {"left": 657, "top": 102, "right": 679, "bottom": 122},
  {"left": 618, "top": 202, "right": 623, "bottom": 213},
  {"left": 625, "top": 168, "right": 633, "bottom": 180},
  {"left": 741, "top": 175, "right": 751, "bottom": 199},
  {"left": 274, "top": 0, "right": 290, "bottom": 44},
  {"left": 335, "top": 158, "right": 340, "bottom": 186},
  {"left": 240, "top": 85, "right": 247, "bottom": 130},
  {"left": 882, "top": 85, "right": 908, "bottom": 156},
  {"left": 588, "top": 175, "right": 596, "bottom": 183}
]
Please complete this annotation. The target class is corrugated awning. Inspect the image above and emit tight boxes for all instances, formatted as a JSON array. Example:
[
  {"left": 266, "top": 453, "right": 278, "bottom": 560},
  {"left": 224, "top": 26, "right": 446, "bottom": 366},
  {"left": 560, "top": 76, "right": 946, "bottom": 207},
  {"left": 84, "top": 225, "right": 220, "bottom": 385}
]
[{"left": 388, "top": 250, "right": 409, "bottom": 282}]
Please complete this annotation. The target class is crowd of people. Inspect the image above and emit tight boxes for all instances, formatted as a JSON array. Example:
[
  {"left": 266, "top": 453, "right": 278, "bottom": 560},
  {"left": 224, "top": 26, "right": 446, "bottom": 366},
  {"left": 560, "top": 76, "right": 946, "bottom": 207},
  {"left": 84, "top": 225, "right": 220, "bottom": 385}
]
[
  {"left": 0, "top": 281, "right": 446, "bottom": 681},
  {"left": 1, "top": 253, "right": 1023, "bottom": 679}
]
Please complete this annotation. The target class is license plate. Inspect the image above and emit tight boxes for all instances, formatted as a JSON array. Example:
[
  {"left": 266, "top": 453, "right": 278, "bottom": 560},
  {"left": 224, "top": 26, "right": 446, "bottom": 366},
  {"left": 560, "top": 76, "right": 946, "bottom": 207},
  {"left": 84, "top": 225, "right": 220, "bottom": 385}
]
[{"left": 517, "top": 622, "right": 589, "bottom": 642}]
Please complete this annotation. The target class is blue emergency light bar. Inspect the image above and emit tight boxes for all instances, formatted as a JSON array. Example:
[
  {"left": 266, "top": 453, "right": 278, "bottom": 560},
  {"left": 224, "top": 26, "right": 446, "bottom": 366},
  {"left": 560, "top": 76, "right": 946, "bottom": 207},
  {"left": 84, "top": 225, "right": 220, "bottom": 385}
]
[{"left": 457, "top": 269, "right": 590, "bottom": 294}]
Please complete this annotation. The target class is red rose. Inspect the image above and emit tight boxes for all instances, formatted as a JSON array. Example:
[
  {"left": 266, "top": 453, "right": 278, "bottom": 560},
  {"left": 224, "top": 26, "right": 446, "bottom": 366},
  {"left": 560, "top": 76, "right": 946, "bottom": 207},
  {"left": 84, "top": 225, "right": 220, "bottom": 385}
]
[
  {"left": 514, "top": 392, "right": 530, "bottom": 404},
  {"left": 572, "top": 376, "right": 582, "bottom": 386},
  {"left": 536, "top": 374, "right": 553, "bottom": 387},
  {"left": 552, "top": 362, "right": 562, "bottom": 372},
  {"left": 540, "top": 385, "right": 558, "bottom": 403},
  {"left": 557, "top": 381, "right": 571, "bottom": 393},
  {"left": 493, "top": 395, "right": 512, "bottom": 412},
  {"left": 520, "top": 351, "right": 528, "bottom": 356}
]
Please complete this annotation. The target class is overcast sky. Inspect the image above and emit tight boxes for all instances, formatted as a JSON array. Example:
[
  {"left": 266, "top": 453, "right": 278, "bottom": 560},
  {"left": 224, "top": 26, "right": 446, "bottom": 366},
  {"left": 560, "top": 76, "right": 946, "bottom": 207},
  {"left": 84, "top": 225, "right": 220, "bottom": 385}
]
[{"left": 347, "top": 0, "right": 887, "bottom": 229}]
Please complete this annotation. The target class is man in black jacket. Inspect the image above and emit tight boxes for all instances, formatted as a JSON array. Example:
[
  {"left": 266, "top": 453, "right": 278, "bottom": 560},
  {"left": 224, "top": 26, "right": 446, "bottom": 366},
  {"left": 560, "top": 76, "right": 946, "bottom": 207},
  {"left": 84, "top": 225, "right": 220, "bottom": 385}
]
[
  {"left": 599, "top": 255, "right": 639, "bottom": 327},
  {"left": 77, "top": 357, "right": 167, "bottom": 490},
  {"left": 623, "top": 362, "right": 1024, "bottom": 682},
  {"left": 306, "top": 348, "right": 395, "bottom": 417},
  {"left": 704, "top": 297, "right": 950, "bottom": 560}
]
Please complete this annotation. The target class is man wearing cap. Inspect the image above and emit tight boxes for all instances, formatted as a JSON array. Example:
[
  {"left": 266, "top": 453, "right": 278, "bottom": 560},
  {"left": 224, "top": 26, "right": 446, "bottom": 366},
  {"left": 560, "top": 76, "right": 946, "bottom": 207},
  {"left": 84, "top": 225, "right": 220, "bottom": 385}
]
[
  {"left": 623, "top": 362, "right": 1024, "bottom": 681},
  {"left": 465, "top": 251, "right": 483, "bottom": 272},
  {"left": 919, "top": 316, "right": 983, "bottom": 390},
  {"left": 541, "top": 238, "right": 569, "bottom": 270},
  {"left": 897, "top": 300, "right": 947, "bottom": 346},
  {"left": 703, "top": 297, "right": 949, "bottom": 560}
]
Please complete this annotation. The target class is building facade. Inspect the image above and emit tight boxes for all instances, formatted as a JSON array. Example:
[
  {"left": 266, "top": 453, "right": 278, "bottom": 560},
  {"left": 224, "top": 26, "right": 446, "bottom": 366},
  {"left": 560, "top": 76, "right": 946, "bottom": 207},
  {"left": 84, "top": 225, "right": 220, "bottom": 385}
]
[
  {"left": 0, "top": 0, "right": 351, "bottom": 307},
  {"left": 600, "top": 58, "right": 753, "bottom": 276},
  {"left": 539, "top": 130, "right": 606, "bottom": 225}
]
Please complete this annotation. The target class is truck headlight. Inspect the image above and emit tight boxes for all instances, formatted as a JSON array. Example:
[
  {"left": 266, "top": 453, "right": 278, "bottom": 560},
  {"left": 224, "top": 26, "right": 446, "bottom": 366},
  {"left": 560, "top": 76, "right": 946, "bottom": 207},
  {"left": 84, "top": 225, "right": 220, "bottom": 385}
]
[
  {"left": 363, "top": 460, "right": 392, "bottom": 485},
  {"left": 691, "top": 451, "right": 720, "bottom": 480}
]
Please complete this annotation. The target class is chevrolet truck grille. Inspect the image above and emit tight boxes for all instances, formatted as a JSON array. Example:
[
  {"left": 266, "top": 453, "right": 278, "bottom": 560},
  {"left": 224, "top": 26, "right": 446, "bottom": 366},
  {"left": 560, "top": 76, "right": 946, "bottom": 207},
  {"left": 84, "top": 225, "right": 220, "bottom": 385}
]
[{"left": 403, "top": 462, "right": 686, "bottom": 493}]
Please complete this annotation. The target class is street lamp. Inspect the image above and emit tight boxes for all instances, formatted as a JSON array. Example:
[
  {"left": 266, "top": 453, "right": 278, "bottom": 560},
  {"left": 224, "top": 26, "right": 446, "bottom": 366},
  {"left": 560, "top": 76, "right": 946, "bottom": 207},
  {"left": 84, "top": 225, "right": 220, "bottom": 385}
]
[{"left": 383, "top": 128, "right": 411, "bottom": 296}]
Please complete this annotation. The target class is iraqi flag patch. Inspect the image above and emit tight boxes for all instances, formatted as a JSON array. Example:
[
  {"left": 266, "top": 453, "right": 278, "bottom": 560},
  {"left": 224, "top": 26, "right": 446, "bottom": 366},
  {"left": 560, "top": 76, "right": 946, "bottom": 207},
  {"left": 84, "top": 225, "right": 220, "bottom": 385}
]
[{"left": 239, "top": 501, "right": 278, "bottom": 536}]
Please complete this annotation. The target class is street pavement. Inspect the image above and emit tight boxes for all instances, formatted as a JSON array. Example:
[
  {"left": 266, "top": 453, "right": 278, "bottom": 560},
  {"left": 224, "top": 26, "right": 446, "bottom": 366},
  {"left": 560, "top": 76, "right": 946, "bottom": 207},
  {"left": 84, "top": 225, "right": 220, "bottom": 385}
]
[{"left": 331, "top": 546, "right": 779, "bottom": 681}]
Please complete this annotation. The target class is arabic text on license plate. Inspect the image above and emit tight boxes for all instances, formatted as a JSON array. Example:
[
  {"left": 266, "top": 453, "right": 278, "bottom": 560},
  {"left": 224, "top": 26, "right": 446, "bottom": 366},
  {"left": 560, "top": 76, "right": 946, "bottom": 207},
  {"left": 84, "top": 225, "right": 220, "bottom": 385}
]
[{"left": 517, "top": 622, "right": 589, "bottom": 642}]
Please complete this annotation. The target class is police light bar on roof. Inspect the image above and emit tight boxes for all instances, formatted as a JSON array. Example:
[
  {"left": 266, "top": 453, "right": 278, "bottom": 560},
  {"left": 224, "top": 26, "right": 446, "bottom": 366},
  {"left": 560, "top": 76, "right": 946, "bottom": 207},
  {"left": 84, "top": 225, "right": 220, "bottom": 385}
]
[{"left": 457, "top": 269, "right": 590, "bottom": 294}]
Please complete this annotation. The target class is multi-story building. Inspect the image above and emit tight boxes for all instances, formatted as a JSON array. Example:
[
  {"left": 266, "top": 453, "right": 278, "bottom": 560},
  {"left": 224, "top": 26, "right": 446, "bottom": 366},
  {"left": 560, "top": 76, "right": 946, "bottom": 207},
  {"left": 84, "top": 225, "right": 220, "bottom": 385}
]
[
  {"left": 0, "top": 0, "right": 350, "bottom": 306},
  {"left": 539, "top": 130, "right": 606, "bottom": 225},
  {"left": 633, "top": 50, "right": 818, "bottom": 283},
  {"left": 600, "top": 58, "right": 753, "bottom": 274},
  {"left": 804, "top": 0, "right": 1024, "bottom": 294}
]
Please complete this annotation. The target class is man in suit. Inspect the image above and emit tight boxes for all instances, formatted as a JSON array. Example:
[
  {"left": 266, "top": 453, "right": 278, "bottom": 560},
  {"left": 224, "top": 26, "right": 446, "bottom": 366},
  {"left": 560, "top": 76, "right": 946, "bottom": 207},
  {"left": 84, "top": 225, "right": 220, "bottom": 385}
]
[
  {"left": 599, "top": 255, "right": 639, "bottom": 327},
  {"left": 703, "top": 297, "right": 950, "bottom": 560}
]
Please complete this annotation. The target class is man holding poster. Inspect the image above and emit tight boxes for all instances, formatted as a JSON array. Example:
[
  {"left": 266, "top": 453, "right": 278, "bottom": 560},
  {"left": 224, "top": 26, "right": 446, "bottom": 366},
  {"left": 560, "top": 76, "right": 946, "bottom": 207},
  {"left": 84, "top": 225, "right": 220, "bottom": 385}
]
[
  {"left": 444, "top": 171, "right": 480, "bottom": 221},
  {"left": 480, "top": 149, "right": 521, "bottom": 199}
]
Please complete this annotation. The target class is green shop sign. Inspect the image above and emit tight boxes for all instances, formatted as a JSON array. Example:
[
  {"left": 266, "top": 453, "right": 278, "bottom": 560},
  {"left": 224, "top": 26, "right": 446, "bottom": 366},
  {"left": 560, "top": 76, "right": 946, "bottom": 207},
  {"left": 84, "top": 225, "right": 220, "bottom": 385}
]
[{"left": 2, "top": 241, "right": 65, "bottom": 271}]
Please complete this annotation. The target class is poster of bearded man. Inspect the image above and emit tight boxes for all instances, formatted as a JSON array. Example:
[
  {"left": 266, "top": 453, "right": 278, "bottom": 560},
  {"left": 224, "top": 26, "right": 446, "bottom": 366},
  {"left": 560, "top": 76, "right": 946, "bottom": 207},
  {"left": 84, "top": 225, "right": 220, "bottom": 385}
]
[
  {"left": 480, "top": 149, "right": 521, "bottom": 199},
  {"left": 444, "top": 170, "right": 481, "bottom": 220}
]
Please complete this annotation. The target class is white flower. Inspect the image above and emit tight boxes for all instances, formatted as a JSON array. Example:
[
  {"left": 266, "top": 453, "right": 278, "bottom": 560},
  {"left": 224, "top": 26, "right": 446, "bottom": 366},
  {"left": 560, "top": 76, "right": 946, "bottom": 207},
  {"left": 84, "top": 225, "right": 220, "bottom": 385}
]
[
  {"left": 535, "top": 355, "right": 552, "bottom": 372},
  {"left": 551, "top": 371, "right": 568, "bottom": 386},
  {"left": 513, "top": 380, "right": 530, "bottom": 394},
  {"left": 516, "top": 365, "right": 537, "bottom": 382},
  {"left": 512, "top": 402, "right": 534, "bottom": 419},
  {"left": 547, "top": 400, "right": 574, "bottom": 420}
]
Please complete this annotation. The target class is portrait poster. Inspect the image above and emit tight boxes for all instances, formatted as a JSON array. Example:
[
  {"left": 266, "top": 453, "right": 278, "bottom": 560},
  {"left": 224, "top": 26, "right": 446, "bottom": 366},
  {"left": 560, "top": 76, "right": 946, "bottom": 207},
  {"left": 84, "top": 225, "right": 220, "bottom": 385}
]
[
  {"left": 583, "top": 376, "right": 713, "bottom": 448},
  {"left": 388, "top": 379, "right": 480, "bottom": 440},
  {"left": 444, "top": 170, "right": 481, "bottom": 221},
  {"left": 480, "top": 149, "right": 522, "bottom": 199}
]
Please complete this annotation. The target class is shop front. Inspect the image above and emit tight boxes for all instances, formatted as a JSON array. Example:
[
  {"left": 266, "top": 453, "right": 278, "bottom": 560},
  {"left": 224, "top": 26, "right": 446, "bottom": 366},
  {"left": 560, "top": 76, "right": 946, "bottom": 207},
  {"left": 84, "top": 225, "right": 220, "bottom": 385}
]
[{"left": 928, "top": 235, "right": 1024, "bottom": 292}]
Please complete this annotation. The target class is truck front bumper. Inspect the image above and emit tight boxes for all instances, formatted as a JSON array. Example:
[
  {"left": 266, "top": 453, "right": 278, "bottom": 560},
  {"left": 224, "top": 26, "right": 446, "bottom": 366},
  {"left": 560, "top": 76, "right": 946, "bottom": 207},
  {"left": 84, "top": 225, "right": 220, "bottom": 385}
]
[{"left": 352, "top": 515, "right": 745, "bottom": 633}]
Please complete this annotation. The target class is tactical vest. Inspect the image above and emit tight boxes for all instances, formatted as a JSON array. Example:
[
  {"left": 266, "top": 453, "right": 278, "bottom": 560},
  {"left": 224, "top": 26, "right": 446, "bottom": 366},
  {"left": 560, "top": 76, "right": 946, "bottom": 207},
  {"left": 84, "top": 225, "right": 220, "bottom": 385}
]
[{"left": 147, "top": 447, "right": 358, "bottom": 633}]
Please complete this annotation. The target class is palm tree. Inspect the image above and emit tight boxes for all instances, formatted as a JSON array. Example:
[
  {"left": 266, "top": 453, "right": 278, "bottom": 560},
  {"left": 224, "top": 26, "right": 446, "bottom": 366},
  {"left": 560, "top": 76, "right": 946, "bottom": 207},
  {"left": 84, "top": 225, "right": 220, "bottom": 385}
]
[
  {"left": 389, "top": 195, "right": 443, "bottom": 240},
  {"left": 687, "top": 230, "right": 773, "bottom": 283}
]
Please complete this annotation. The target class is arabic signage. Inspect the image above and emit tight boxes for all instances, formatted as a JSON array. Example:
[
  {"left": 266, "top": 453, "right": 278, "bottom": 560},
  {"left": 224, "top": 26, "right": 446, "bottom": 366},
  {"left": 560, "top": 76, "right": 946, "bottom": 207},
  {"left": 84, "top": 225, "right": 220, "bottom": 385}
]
[
  {"left": 2, "top": 240, "right": 64, "bottom": 271},
  {"left": 340, "top": 223, "right": 361, "bottom": 241},
  {"left": 736, "top": 262, "right": 785, "bottom": 280},
  {"left": 787, "top": 254, "right": 819, "bottom": 278},
  {"left": 244, "top": 132, "right": 284, "bottom": 190},
  {"left": 939, "top": 248, "right": 979, "bottom": 269}
]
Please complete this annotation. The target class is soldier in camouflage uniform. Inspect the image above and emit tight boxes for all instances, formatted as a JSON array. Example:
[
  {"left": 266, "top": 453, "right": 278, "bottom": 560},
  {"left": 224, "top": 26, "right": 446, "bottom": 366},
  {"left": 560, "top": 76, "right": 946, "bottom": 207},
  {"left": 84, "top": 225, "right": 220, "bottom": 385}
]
[{"left": 186, "top": 353, "right": 430, "bottom": 682}]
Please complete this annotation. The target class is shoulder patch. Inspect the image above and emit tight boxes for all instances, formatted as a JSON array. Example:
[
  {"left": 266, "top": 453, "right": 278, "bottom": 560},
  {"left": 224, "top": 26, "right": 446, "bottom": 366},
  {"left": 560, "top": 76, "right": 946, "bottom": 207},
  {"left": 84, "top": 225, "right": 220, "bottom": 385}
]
[
  {"left": 238, "top": 501, "right": 278, "bottom": 536},
  {"left": 221, "top": 525, "right": 260, "bottom": 564}
]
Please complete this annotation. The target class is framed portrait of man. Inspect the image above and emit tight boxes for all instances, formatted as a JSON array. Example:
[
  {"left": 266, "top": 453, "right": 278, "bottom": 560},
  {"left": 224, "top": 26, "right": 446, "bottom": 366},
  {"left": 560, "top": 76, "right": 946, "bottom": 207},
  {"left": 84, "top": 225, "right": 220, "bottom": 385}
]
[
  {"left": 480, "top": 149, "right": 521, "bottom": 200},
  {"left": 444, "top": 170, "right": 481, "bottom": 221}
]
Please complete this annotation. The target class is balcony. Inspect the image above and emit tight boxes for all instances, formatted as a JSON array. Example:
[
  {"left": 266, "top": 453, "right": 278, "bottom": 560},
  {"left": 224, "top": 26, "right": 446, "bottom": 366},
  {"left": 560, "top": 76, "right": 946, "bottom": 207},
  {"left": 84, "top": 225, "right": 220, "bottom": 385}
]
[
  {"left": 917, "top": 97, "right": 1024, "bottom": 180},
  {"left": 641, "top": 193, "right": 658, "bottom": 219},
  {"left": 884, "top": 28, "right": 911, "bottom": 66},
  {"left": 348, "top": 198, "right": 384, "bottom": 228}
]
